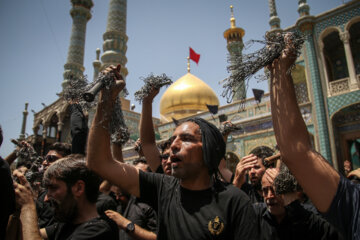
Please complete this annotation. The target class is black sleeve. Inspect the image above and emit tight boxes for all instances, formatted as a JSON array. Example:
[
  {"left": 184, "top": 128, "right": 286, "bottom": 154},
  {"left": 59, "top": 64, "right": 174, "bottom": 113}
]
[
  {"left": 139, "top": 171, "right": 168, "bottom": 212},
  {"left": 69, "top": 104, "right": 88, "bottom": 154},
  {"left": 0, "top": 158, "right": 15, "bottom": 239},
  {"left": 96, "top": 194, "right": 118, "bottom": 216},
  {"left": 240, "top": 182, "right": 252, "bottom": 195},
  {"left": 45, "top": 223, "right": 60, "bottom": 240},
  {"left": 71, "top": 219, "right": 119, "bottom": 240},
  {"left": 323, "top": 176, "right": 360, "bottom": 240},
  {"left": 286, "top": 200, "right": 343, "bottom": 240},
  {"left": 140, "top": 203, "right": 157, "bottom": 233},
  {"left": 229, "top": 186, "right": 261, "bottom": 240}
]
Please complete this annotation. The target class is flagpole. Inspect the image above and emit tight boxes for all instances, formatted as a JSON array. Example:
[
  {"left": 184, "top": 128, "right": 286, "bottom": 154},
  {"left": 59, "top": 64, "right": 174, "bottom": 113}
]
[{"left": 187, "top": 57, "right": 190, "bottom": 73}]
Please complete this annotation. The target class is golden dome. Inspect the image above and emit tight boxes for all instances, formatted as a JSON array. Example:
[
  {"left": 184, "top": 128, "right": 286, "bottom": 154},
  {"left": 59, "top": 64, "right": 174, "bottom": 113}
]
[{"left": 160, "top": 73, "right": 219, "bottom": 123}]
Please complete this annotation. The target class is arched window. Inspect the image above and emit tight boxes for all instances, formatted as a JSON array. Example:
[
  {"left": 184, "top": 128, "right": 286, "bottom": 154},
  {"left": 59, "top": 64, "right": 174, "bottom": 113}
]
[
  {"left": 47, "top": 114, "right": 58, "bottom": 139},
  {"left": 37, "top": 123, "right": 43, "bottom": 136},
  {"left": 349, "top": 21, "right": 360, "bottom": 74},
  {"left": 323, "top": 31, "right": 349, "bottom": 81}
]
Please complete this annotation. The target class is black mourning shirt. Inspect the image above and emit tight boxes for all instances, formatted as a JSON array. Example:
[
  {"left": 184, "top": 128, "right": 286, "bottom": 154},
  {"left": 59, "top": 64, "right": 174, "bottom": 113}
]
[
  {"left": 45, "top": 216, "right": 119, "bottom": 240},
  {"left": 139, "top": 171, "right": 259, "bottom": 240},
  {"left": 253, "top": 201, "right": 343, "bottom": 240}
]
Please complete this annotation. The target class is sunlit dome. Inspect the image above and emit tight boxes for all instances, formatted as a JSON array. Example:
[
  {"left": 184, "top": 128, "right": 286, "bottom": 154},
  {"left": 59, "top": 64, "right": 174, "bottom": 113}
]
[{"left": 159, "top": 72, "right": 219, "bottom": 123}]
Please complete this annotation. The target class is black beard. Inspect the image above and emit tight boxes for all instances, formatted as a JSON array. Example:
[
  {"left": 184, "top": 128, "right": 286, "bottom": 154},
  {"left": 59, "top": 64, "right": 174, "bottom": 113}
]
[
  {"left": 51, "top": 193, "right": 78, "bottom": 223},
  {"left": 252, "top": 181, "right": 262, "bottom": 191}
]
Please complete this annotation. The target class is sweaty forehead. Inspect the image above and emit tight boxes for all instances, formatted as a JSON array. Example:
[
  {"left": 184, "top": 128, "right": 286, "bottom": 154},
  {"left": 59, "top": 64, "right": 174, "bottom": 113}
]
[
  {"left": 173, "top": 121, "right": 200, "bottom": 135},
  {"left": 261, "top": 175, "right": 272, "bottom": 187}
]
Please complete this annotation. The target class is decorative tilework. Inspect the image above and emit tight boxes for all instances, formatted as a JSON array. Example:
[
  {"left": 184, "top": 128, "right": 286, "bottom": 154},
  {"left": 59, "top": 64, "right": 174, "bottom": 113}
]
[
  {"left": 314, "top": 4, "right": 360, "bottom": 37},
  {"left": 328, "top": 90, "right": 360, "bottom": 116},
  {"left": 295, "top": 82, "right": 310, "bottom": 104},
  {"left": 303, "top": 32, "right": 332, "bottom": 163}
]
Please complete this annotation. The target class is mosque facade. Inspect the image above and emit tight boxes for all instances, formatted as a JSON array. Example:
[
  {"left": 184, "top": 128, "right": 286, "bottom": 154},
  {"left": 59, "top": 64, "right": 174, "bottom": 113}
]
[{"left": 30, "top": 0, "right": 360, "bottom": 174}]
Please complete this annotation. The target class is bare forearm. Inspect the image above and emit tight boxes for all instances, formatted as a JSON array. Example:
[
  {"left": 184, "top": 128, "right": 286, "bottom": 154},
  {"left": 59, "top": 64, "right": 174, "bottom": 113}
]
[
  {"left": 128, "top": 225, "right": 157, "bottom": 240},
  {"left": 87, "top": 102, "right": 140, "bottom": 197},
  {"left": 5, "top": 150, "right": 17, "bottom": 165},
  {"left": 20, "top": 204, "right": 42, "bottom": 240},
  {"left": 140, "top": 100, "right": 160, "bottom": 171},
  {"left": 87, "top": 102, "right": 114, "bottom": 170},
  {"left": 270, "top": 66, "right": 339, "bottom": 212}
]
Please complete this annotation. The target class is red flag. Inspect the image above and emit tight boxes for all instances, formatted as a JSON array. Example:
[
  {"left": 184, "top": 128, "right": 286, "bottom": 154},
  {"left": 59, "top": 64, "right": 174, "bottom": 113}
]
[{"left": 189, "top": 47, "right": 200, "bottom": 64}]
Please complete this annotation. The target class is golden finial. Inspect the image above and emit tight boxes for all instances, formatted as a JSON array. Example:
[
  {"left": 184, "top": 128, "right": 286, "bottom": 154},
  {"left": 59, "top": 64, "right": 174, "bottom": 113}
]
[
  {"left": 230, "top": 5, "right": 236, "bottom": 28},
  {"left": 187, "top": 57, "right": 190, "bottom": 73}
]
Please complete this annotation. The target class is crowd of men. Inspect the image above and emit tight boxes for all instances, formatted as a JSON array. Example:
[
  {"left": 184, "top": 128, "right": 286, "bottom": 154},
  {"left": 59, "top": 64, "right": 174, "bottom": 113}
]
[{"left": 1, "top": 34, "right": 360, "bottom": 240}]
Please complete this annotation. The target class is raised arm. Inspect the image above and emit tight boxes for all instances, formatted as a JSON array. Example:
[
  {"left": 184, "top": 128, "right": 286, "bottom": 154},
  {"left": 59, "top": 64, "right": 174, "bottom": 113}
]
[
  {"left": 86, "top": 65, "right": 140, "bottom": 198},
  {"left": 13, "top": 171, "right": 43, "bottom": 240},
  {"left": 139, "top": 88, "right": 161, "bottom": 172},
  {"left": 268, "top": 33, "right": 339, "bottom": 213}
]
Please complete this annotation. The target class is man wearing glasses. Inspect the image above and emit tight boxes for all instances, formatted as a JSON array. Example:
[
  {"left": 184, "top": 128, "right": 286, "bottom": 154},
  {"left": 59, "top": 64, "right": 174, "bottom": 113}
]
[{"left": 37, "top": 142, "right": 72, "bottom": 228}]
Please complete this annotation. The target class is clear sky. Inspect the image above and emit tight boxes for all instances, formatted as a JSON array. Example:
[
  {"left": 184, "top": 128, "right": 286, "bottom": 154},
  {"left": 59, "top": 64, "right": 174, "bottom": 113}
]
[{"left": 0, "top": 0, "right": 345, "bottom": 156}]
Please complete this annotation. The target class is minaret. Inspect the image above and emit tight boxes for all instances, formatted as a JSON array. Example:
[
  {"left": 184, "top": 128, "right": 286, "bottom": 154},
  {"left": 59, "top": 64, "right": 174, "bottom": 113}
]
[
  {"left": 297, "top": 0, "right": 310, "bottom": 17},
  {"left": 93, "top": 48, "right": 101, "bottom": 82},
  {"left": 223, "top": 5, "right": 246, "bottom": 101},
  {"left": 101, "top": 0, "right": 128, "bottom": 79},
  {"left": 19, "top": 103, "right": 29, "bottom": 140},
  {"left": 268, "top": 0, "right": 282, "bottom": 35},
  {"left": 62, "top": 0, "right": 94, "bottom": 89}
]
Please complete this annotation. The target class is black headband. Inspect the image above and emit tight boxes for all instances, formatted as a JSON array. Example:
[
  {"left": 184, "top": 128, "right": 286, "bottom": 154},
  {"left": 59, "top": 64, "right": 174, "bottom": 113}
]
[{"left": 186, "top": 118, "right": 225, "bottom": 176}]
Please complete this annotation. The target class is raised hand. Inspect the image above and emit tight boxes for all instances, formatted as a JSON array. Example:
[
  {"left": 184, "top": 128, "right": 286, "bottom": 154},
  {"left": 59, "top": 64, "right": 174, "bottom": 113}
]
[{"left": 233, "top": 154, "right": 259, "bottom": 188}]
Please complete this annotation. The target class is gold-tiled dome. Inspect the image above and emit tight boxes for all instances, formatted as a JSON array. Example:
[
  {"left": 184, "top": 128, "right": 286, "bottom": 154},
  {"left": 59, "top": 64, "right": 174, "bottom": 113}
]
[{"left": 160, "top": 73, "right": 219, "bottom": 123}]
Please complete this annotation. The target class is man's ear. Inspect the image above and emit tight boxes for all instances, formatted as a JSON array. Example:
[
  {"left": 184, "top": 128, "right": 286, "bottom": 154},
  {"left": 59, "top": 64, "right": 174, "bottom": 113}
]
[{"left": 72, "top": 180, "right": 85, "bottom": 198}]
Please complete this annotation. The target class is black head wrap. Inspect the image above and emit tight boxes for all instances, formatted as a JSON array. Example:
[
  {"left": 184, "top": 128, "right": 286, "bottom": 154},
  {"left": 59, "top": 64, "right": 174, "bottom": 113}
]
[{"left": 185, "top": 118, "right": 226, "bottom": 176}]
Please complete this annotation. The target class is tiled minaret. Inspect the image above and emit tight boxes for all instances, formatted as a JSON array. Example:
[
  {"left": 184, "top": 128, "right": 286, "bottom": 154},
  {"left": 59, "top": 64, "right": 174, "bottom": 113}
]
[
  {"left": 296, "top": 0, "right": 332, "bottom": 163},
  {"left": 223, "top": 5, "right": 246, "bottom": 102},
  {"left": 101, "top": 0, "right": 128, "bottom": 79},
  {"left": 268, "top": 0, "right": 282, "bottom": 35},
  {"left": 62, "top": 0, "right": 93, "bottom": 89}
]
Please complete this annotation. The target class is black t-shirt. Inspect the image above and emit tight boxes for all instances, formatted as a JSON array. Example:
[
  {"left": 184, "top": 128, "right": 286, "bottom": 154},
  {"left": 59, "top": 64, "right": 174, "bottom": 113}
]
[
  {"left": 241, "top": 182, "right": 264, "bottom": 204},
  {"left": 119, "top": 196, "right": 157, "bottom": 240},
  {"left": 36, "top": 190, "right": 56, "bottom": 228},
  {"left": 96, "top": 193, "right": 118, "bottom": 216},
  {"left": 0, "top": 158, "right": 15, "bottom": 240},
  {"left": 45, "top": 216, "right": 119, "bottom": 240},
  {"left": 253, "top": 200, "right": 343, "bottom": 240},
  {"left": 324, "top": 176, "right": 360, "bottom": 240},
  {"left": 139, "top": 171, "right": 259, "bottom": 240}
]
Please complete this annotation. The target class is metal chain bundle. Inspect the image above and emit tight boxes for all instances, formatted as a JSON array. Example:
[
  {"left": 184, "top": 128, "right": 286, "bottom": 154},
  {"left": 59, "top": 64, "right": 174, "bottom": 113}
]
[
  {"left": 109, "top": 96, "right": 130, "bottom": 145},
  {"left": 219, "top": 122, "right": 242, "bottom": 136},
  {"left": 134, "top": 73, "right": 172, "bottom": 103},
  {"left": 221, "top": 32, "right": 305, "bottom": 103},
  {"left": 13, "top": 140, "right": 44, "bottom": 184},
  {"left": 64, "top": 70, "right": 130, "bottom": 145}
]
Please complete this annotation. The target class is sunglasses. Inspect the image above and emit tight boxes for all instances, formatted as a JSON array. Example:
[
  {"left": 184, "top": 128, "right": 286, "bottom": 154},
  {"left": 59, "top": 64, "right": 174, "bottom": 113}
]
[{"left": 45, "top": 155, "right": 60, "bottom": 163}]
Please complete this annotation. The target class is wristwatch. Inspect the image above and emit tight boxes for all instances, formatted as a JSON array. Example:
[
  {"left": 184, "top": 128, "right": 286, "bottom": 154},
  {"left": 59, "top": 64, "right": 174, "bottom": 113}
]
[{"left": 125, "top": 222, "right": 135, "bottom": 233}]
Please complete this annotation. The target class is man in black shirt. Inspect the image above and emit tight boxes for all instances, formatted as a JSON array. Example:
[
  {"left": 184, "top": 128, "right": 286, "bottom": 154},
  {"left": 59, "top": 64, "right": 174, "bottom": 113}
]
[
  {"left": 14, "top": 156, "right": 118, "bottom": 240},
  {"left": 233, "top": 146, "right": 275, "bottom": 203},
  {"left": 37, "top": 142, "right": 72, "bottom": 228},
  {"left": 87, "top": 65, "right": 260, "bottom": 239},
  {"left": 253, "top": 168, "right": 342, "bottom": 240},
  {"left": 268, "top": 33, "right": 359, "bottom": 239}
]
